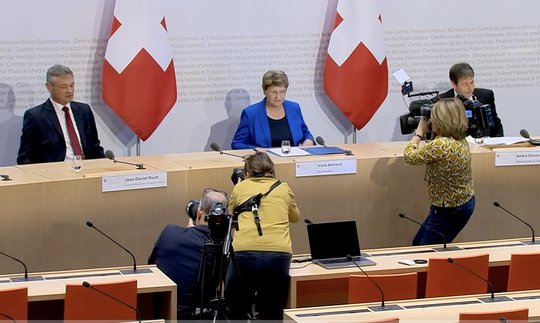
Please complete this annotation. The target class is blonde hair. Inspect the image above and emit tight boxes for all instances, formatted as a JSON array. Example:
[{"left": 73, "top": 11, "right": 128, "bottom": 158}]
[
  {"left": 261, "top": 70, "right": 289, "bottom": 91},
  {"left": 431, "top": 98, "right": 468, "bottom": 140}
]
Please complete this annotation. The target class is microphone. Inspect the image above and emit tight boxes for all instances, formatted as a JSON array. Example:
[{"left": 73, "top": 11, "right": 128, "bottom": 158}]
[
  {"left": 314, "top": 136, "right": 353, "bottom": 155},
  {"left": 86, "top": 221, "right": 150, "bottom": 274},
  {"left": 304, "top": 218, "right": 314, "bottom": 225},
  {"left": 493, "top": 201, "right": 536, "bottom": 244},
  {"left": 0, "top": 312, "right": 16, "bottom": 323},
  {"left": 0, "top": 251, "right": 43, "bottom": 282},
  {"left": 519, "top": 129, "right": 540, "bottom": 145},
  {"left": 82, "top": 281, "right": 141, "bottom": 323},
  {"left": 347, "top": 255, "right": 401, "bottom": 311},
  {"left": 210, "top": 142, "right": 246, "bottom": 159},
  {"left": 398, "top": 213, "right": 461, "bottom": 251},
  {"left": 104, "top": 150, "right": 145, "bottom": 170},
  {"left": 446, "top": 258, "right": 509, "bottom": 303},
  {"left": 315, "top": 136, "right": 326, "bottom": 147}
]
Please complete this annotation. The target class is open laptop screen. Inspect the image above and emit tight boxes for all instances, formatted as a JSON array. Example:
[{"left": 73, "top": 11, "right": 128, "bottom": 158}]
[{"left": 307, "top": 220, "right": 361, "bottom": 260}]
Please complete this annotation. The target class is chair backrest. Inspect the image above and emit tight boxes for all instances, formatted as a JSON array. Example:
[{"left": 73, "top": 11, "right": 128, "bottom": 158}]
[
  {"left": 348, "top": 272, "right": 418, "bottom": 304},
  {"left": 507, "top": 252, "right": 540, "bottom": 292},
  {"left": 425, "top": 254, "right": 489, "bottom": 298},
  {"left": 0, "top": 286, "right": 28, "bottom": 320},
  {"left": 458, "top": 307, "right": 529, "bottom": 322},
  {"left": 64, "top": 279, "right": 138, "bottom": 322},
  {"left": 361, "top": 318, "right": 399, "bottom": 323}
]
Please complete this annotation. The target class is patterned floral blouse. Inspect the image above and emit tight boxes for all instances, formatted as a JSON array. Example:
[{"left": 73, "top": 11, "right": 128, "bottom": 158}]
[{"left": 404, "top": 136, "right": 474, "bottom": 207}]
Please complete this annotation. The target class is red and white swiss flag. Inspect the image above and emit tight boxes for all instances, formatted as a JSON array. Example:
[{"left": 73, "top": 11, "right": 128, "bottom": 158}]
[
  {"left": 324, "top": 0, "right": 388, "bottom": 130},
  {"left": 102, "top": 0, "right": 177, "bottom": 141}
]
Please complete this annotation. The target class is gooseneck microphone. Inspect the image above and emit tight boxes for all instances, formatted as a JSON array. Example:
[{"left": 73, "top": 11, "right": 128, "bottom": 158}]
[
  {"left": 347, "top": 255, "right": 401, "bottom": 311},
  {"left": 398, "top": 213, "right": 460, "bottom": 251},
  {"left": 0, "top": 251, "right": 44, "bottom": 282},
  {"left": 493, "top": 201, "right": 536, "bottom": 244},
  {"left": 446, "top": 258, "right": 502, "bottom": 302},
  {"left": 520, "top": 129, "right": 540, "bottom": 145},
  {"left": 86, "top": 221, "right": 139, "bottom": 273},
  {"left": 210, "top": 142, "right": 246, "bottom": 159},
  {"left": 0, "top": 251, "right": 28, "bottom": 280},
  {"left": 315, "top": 136, "right": 326, "bottom": 147},
  {"left": 82, "top": 281, "right": 141, "bottom": 323},
  {"left": 314, "top": 136, "right": 353, "bottom": 155},
  {"left": 105, "top": 150, "right": 145, "bottom": 170}
]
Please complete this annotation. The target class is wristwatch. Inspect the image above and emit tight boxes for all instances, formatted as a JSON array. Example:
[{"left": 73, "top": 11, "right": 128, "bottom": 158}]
[{"left": 413, "top": 132, "right": 424, "bottom": 140}]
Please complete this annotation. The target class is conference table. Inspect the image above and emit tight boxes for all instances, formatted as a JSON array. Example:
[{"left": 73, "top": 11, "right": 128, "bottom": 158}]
[
  {"left": 1, "top": 141, "right": 540, "bottom": 276},
  {"left": 284, "top": 289, "right": 540, "bottom": 322},
  {"left": 0, "top": 264, "right": 176, "bottom": 320},
  {"left": 288, "top": 237, "right": 540, "bottom": 308}
]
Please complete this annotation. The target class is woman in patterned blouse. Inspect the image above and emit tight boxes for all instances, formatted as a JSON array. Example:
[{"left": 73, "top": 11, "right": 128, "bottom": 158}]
[{"left": 404, "top": 97, "right": 475, "bottom": 245}]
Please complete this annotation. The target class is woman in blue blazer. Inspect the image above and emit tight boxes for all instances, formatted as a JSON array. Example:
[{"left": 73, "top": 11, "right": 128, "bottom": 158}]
[{"left": 231, "top": 70, "right": 314, "bottom": 150}]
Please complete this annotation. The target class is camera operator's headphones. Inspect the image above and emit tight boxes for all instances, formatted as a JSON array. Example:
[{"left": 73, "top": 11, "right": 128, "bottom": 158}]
[{"left": 233, "top": 180, "right": 281, "bottom": 236}]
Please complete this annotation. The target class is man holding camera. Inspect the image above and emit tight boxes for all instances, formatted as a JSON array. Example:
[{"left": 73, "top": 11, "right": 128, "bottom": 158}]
[
  {"left": 439, "top": 62, "right": 504, "bottom": 137},
  {"left": 148, "top": 188, "right": 228, "bottom": 319}
]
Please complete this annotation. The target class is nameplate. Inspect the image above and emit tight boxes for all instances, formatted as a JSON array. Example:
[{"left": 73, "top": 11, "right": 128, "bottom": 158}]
[
  {"left": 295, "top": 159, "right": 356, "bottom": 177},
  {"left": 102, "top": 172, "right": 167, "bottom": 192},
  {"left": 494, "top": 149, "right": 540, "bottom": 166}
]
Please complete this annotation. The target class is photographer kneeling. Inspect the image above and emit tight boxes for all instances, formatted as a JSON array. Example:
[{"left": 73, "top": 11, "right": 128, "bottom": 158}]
[
  {"left": 404, "top": 97, "right": 475, "bottom": 246},
  {"left": 148, "top": 188, "right": 228, "bottom": 319},
  {"left": 225, "top": 151, "right": 299, "bottom": 321}
]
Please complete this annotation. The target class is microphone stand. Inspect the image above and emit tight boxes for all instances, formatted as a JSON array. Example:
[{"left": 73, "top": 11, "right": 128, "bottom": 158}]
[
  {"left": 0, "top": 251, "right": 43, "bottom": 282},
  {"left": 113, "top": 159, "right": 145, "bottom": 170},
  {"left": 398, "top": 214, "right": 461, "bottom": 251},
  {"left": 347, "top": 255, "right": 401, "bottom": 312},
  {"left": 493, "top": 202, "right": 536, "bottom": 245},
  {"left": 447, "top": 258, "right": 511, "bottom": 303}
]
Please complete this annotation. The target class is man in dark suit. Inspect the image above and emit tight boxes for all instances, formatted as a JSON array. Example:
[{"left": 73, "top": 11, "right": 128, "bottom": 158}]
[
  {"left": 439, "top": 62, "right": 503, "bottom": 137},
  {"left": 17, "top": 64, "right": 104, "bottom": 164}
]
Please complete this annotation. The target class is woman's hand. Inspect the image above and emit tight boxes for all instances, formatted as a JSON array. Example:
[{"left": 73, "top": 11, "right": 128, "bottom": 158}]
[
  {"left": 416, "top": 117, "right": 431, "bottom": 137},
  {"left": 300, "top": 139, "right": 315, "bottom": 146}
]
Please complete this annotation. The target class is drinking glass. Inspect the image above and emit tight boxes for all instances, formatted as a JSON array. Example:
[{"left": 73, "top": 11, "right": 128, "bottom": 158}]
[
  {"left": 72, "top": 155, "right": 83, "bottom": 173},
  {"left": 281, "top": 140, "right": 291, "bottom": 154}
]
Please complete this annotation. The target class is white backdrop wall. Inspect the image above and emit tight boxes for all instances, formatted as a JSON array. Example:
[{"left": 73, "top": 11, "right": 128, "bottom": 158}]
[{"left": 1, "top": 0, "right": 540, "bottom": 166}]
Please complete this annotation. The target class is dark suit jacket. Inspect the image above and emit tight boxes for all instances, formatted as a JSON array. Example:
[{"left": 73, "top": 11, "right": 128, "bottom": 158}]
[
  {"left": 439, "top": 88, "right": 504, "bottom": 137},
  {"left": 17, "top": 99, "right": 105, "bottom": 164},
  {"left": 231, "top": 98, "right": 314, "bottom": 149}
]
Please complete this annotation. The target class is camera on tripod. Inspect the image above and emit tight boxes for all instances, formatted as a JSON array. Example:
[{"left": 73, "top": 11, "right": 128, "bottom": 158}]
[{"left": 205, "top": 202, "right": 230, "bottom": 243}]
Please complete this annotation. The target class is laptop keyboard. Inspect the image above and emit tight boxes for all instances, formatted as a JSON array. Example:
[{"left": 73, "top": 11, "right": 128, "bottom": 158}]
[{"left": 319, "top": 256, "right": 364, "bottom": 264}]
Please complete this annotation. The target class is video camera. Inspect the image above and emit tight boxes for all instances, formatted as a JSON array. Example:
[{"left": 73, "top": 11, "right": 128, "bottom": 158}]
[
  {"left": 457, "top": 95, "right": 495, "bottom": 138},
  {"left": 399, "top": 92, "right": 494, "bottom": 138}
]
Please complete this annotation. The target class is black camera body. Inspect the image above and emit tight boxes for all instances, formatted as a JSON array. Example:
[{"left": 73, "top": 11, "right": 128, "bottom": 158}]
[
  {"left": 185, "top": 199, "right": 200, "bottom": 222},
  {"left": 205, "top": 202, "right": 229, "bottom": 243},
  {"left": 458, "top": 95, "right": 495, "bottom": 138},
  {"left": 399, "top": 99, "right": 434, "bottom": 135},
  {"left": 399, "top": 95, "right": 494, "bottom": 138}
]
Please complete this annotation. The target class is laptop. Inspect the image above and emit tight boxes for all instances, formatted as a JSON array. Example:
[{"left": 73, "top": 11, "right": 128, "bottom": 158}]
[{"left": 307, "top": 220, "right": 376, "bottom": 269}]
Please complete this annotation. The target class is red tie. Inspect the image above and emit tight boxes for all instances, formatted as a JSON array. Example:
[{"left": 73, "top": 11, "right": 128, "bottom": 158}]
[{"left": 62, "top": 106, "right": 84, "bottom": 158}]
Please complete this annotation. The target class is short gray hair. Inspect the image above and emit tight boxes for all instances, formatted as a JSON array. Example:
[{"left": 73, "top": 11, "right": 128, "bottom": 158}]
[{"left": 46, "top": 64, "right": 74, "bottom": 83}]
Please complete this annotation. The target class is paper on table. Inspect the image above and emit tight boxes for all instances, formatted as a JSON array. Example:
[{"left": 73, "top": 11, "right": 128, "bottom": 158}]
[
  {"left": 266, "top": 147, "right": 311, "bottom": 157},
  {"left": 466, "top": 136, "right": 529, "bottom": 147}
]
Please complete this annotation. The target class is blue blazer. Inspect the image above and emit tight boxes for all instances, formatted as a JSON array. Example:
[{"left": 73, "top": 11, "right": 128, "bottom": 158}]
[
  {"left": 231, "top": 98, "right": 314, "bottom": 149},
  {"left": 17, "top": 99, "right": 105, "bottom": 164}
]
